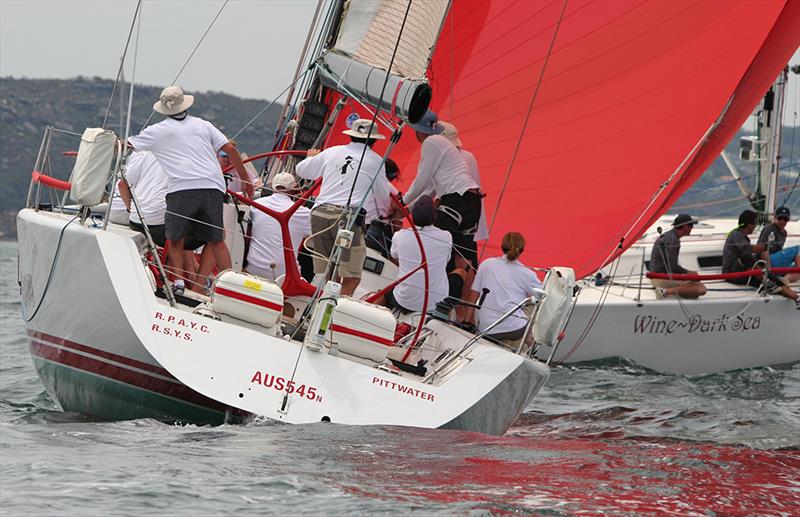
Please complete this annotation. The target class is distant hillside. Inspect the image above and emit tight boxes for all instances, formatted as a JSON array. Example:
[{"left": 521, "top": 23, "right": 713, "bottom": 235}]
[
  {"left": 0, "top": 76, "right": 798, "bottom": 239},
  {"left": 0, "top": 76, "right": 283, "bottom": 231}
]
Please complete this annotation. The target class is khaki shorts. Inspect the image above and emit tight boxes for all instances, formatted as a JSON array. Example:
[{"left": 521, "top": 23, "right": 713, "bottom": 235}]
[
  {"left": 651, "top": 278, "right": 693, "bottom": 298},
  {"left": 310, "top": 204, "right": 366, "bottom": 279}
]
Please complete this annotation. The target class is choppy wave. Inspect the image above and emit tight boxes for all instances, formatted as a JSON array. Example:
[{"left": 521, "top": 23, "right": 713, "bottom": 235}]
[{"left": 1, "top": 241, "right": 798, "bottom": 515}]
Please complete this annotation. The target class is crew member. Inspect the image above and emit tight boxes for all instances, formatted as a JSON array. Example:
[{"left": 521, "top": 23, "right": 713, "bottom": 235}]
[
  {"left": 119, "top": 150, "right": 200, "bottom": 285},
  {"left": 403, "top": 111, "right": 480, "bottom": 271},
  {"left": 128, "top": 86, "right": 253, "bottom": 295},
  {"left": 377, "top": 196, "right": 453, "bottom": 313},
  {"left": 649, "top": 213, "right": 707, "bottom": 299},
  {"left": 247, "top": 173, "right": 311, "bottom": 280},
  {"left": 295, "top": 118, "right": 392, "bottom": 296},
  {"left": 467, "top": 232, "right": 543, "bottom": 342},
  {"left": 723, "top": 209, "right": 798, "bottom": 305},
  {"left": 365, "top": 158, "right": 401, "bottom": 257},
  {"left": 757, "top": 206, "right": 799, "bottom": 282}
]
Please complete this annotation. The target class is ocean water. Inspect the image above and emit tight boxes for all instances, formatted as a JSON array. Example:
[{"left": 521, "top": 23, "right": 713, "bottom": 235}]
[{"left": 1, "top": 240, "right": 798, "bottom": 515}]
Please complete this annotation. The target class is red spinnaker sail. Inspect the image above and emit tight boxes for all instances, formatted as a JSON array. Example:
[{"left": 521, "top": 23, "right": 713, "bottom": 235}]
[{"left": 385, "top": 0, "right": 800, "bottom": 278}]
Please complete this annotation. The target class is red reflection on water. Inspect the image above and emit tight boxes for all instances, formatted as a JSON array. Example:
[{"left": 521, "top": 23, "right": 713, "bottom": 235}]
[{"left": 341, "top": 433, "right": 800, "bottom": 515}]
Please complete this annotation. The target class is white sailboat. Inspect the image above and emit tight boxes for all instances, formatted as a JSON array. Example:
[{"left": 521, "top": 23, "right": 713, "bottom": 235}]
[
  {"left": 16, "top": 0, "right": 575, "bottom": 435},
  {"left": 539, "top": 69, "right": 800, "bottom": 375},
  {"left": 15, "top": 0, "right": 800, "bottom": 428}
]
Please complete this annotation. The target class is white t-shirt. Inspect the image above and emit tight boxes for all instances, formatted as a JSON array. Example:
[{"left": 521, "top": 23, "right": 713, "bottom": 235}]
[
  {"left": 247, "top": 193, "right": 312, "bottom": 280},
  {"left": 295, "top": 142, "right": 391, "bottom": 218},
  {"left": 404, "top": 134, "right": 478, "bottom": 204},
  {"left": 110, "top": 183, "right": 126, "bottom": 213},
  {"left": 473, "top": 256, "right": 543, "bottom": 334},
  {"left": 125, "top": 151, "right": 168, "bottom": 225},
  {"left": 460, "top": 149, "right": 489, "bottom": 241},
  {"left": 390, "top": 225, "right": 452, "bottom": 312},
  {"left": 129, "top": 115, "right": 228, "bottom": 193},
  {"left": 364, "top": 181, "right": 399, "bottom": 223}
]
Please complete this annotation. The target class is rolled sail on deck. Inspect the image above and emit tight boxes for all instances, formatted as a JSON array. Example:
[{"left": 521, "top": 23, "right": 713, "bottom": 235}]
[{"left": 316, "top": 0, "right": 449, "bottom": 124}]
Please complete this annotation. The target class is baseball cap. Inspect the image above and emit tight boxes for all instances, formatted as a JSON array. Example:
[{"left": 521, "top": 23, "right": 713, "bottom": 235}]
[
  {"left": 775, "top": 206, "right": 791, "bottom": 220},
  {"left": 272, "top": 172, "right": 298, "bottom": 191},
  {"left": 408, "top": 110, "right": 444, "bottom": 135},
  {"left": 672, "top": 213, "right": 698, "bottom": 228}
]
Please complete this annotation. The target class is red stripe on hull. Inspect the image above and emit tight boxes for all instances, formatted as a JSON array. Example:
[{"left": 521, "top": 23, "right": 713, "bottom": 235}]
[
  {"left": 28, "top": 330, "right": 173, "bottom": 378},
  {"left": 28, "top": 337, "right": 244, "bottom": 416}
]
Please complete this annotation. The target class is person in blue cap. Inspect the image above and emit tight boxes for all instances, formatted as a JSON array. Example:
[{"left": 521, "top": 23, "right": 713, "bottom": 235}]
[
  {"left": 403, "top": 110, "right": 481, "bottom": 298},
  {"left": 757, "top": 206, "right": 799, "bottom": 283}
]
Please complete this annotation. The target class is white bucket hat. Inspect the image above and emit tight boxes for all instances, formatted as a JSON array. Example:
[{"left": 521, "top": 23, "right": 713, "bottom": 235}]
[
  {"left": 272, "top": 172, "right": 298, "bottom": 191},
  {"left": 342, "top": 119, "right": 385, "bottom": 140},
  {"left": 438, "top": 121, "right": 462, "bottom": 148},
  {"left": 154, "top": 86, "right": 195, "bottom": 116}
]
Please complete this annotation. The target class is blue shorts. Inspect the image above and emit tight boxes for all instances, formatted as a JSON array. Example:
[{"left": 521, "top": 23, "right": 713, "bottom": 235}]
[{"left": 770, "top": 245, "right": 798, "bottom": 268}]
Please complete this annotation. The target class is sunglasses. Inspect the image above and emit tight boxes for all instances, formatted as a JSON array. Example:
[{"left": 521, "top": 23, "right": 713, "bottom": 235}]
[{"left": 777, "top": 216, "right": 790, "bottom": 222}]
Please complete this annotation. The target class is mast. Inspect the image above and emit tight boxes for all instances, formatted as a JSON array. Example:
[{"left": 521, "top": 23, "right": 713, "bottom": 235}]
[{"left": 757, "top": 65, "right": 788, "bottom": 215}]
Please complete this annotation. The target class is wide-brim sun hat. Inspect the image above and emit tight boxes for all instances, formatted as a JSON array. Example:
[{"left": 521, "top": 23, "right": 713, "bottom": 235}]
[
  {"left": 272, "top": 172, "right": 298, "bottom": 191},
  {"left": 672, "top": 213, "right": 698, "bottom": 228},
  {"left": 154, "top": 86, "right": 195, "bottom": 116},
  {"left": 409, "top": 110, "right": 444, "bottom": 135},
  {"left": 342, "top": 118, "right": 385, "bottom": 140},
  {"left": 438, "top": 121, "right": 462, "bottom": 147}
]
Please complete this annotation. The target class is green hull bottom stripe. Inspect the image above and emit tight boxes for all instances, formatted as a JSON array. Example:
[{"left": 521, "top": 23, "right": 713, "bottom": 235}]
[{"left": 34, "top": 358, "right": 244, "bottom": 425}]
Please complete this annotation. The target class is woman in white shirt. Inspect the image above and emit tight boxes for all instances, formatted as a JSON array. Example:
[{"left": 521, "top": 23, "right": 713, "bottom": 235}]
[{"left": 468, "top": 232, "right": 543, "bottom": 341}]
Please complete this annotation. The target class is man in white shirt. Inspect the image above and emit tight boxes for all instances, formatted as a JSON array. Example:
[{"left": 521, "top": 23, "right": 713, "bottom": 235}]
[
  {"left": 404, "top": 111, "right": 481, "bottom": 247},
  {"left": 377, "top": 196, "right": 453, "bottom": 313},
  {"left": 219, "top": 147, "right": 258, "bottom": 194},
  {"left": 246, "top": 173, "right": 311, "bottom": 280},
  {"left": 119, "top": 150, "right": 199, "bottom": 283},
  {"left": 365, "top": 158, "right": 402, "bottom": 257},
  {"left": 295, "top": 118, "right": 392, "bottom": 295},
  {"left": 128, "top": 86, "right": 253, "bottom": 295}
]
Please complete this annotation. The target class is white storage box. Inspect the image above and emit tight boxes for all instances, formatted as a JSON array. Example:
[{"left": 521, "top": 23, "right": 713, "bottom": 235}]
[
  {"left": 330, "top": 297, "right": 396, "bottom": 361},
  {"left": 212, "top": 271, "right": 284, "bottom": 328}
]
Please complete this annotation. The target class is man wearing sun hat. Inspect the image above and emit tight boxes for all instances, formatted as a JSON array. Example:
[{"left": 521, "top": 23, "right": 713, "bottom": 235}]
[
  {"left": 128, "top": 86, "right": 253, "bottom": 295},
  {"left": 649, "top": 213, "right": 707, "bottom": 299},
  {"left": 404, "top": 110, "right": 481, "bottom": 273},
  {"left": 295, "top": 118, "right": 392, "bottom": 295},
  {"left": 757, "top": 206, "right": 799, "bottom": 282},
  {"left": 246, "top": 172, "right": 311, "bottom": 280}
]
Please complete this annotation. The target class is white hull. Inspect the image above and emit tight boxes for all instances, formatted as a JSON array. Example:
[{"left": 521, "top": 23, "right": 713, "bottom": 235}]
[
  {"left": 538, "top": 216, "right": 800, "bottom": 374},
  {"left": 17, "top": 208, "right": 549, "bottom": 435}
]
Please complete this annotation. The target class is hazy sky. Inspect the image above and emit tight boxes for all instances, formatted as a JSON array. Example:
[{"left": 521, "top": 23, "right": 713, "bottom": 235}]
[
  {"left": 1, "top": 0, "right": 798, "bottom": 125},
  {"left": 0, "top": 0, "right": 319, "bottom": 100}
]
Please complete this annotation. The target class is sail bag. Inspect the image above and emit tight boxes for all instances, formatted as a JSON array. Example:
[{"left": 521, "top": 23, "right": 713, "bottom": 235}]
[{"left": 70, "top": 128, "right": 117, "bottom": 207}]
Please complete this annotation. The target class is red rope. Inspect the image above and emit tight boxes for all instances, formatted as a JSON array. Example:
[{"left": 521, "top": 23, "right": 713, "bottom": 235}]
[{"left": 647, "top": 267, "right": 800, "bottom": 281}]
